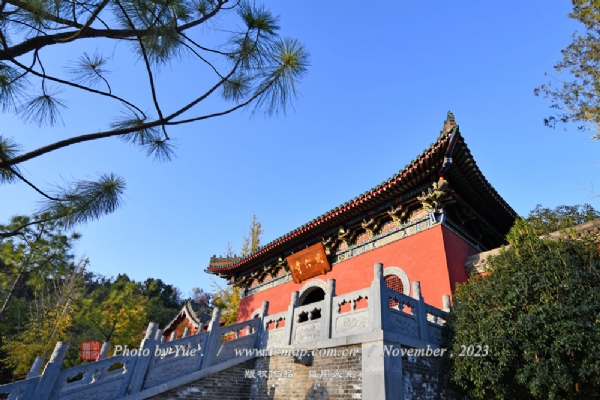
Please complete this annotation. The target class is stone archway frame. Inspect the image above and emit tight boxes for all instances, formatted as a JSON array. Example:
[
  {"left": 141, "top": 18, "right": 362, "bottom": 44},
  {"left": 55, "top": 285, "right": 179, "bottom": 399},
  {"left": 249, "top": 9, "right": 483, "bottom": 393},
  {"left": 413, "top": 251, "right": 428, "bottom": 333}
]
[
  {"left": 383, "top": 267, "right": 410, "bottom": 296},
  {"left": 298, "top": 278, "right": 329, "bottom": 305}
]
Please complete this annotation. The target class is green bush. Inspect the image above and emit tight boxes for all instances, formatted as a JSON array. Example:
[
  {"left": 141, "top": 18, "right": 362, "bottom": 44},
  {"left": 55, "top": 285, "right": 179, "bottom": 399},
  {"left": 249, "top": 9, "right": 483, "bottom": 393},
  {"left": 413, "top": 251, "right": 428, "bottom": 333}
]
[{"left": 444, "top": 208, "right": 600, "bottom": 399}]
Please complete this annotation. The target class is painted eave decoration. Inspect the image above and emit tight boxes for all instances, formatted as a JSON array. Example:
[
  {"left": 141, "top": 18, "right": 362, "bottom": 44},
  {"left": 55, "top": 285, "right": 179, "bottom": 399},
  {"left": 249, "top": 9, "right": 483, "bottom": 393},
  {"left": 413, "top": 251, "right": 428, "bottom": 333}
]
[{"left": 207, "top": 112, "right": 517, "bottom": 277}]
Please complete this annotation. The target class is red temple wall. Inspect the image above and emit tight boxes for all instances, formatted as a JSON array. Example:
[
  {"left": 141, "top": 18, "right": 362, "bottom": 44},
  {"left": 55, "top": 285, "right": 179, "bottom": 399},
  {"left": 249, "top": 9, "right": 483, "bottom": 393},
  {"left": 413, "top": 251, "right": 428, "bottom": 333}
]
[
  {"left": 440, "top": 225, "right": 479, "bottom": 292},
  {"left": 238, "top": 224, "right": 475, "bottom": 322}
]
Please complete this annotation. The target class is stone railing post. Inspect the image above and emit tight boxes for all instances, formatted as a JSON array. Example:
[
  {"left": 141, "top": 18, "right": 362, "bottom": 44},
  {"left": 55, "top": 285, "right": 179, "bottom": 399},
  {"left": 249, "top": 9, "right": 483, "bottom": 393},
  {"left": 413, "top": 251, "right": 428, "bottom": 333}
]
[
  {"left": 442, "top": 295, "right": 451, "bottom": 312},
  {"left": 254, "top": 301, "right": 268, "bottom": 348},
  {"left": 363, "top": 264, "right": 403, "bottom": 400},
  {"left": 32, "top": 341, "right": 69, "bottom": 400},
  {"left": 369, "top": 263, "right": 386, "bottom": 331},
  {"left": 200, "top": 307, "right": 222, "bottom": 369},
  {"left": 323, "top": 279, "right": 336, "bottom": 339},
  {"left": 284, "top": 291, "right": 298, "bottom": 345},
  {"left": 126, "top": 322, "right": 158, "bottom": 395},
  {"left": 412, "top": 281, "right": 428, "bottom": 342},
  {"left": 26, "top": 357, "right": 45, "bottom": 379}
]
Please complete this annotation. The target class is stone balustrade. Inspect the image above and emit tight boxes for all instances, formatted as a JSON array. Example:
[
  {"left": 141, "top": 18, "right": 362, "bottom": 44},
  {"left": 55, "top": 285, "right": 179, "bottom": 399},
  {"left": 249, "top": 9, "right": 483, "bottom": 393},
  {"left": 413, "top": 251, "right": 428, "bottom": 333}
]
[{"left": 0, "top": 263, "right": 450, "bottom": 400}]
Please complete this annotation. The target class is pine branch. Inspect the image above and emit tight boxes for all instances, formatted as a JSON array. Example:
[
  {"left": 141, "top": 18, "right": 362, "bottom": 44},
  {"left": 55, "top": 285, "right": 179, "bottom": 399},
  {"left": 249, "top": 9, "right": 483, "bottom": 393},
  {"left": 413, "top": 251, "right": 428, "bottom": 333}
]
[
  {"left": 56, "top": 0, "right": 110, "bottom": 43},
  {"left": 0, "top": 0, "right": 227, "bottom": 60},
  {"left": 6, "top": 0, "right": 84, "bottom": 29},
  {"left": 114, "top": 0, "right": 169, "bottom": 139},
  {"left": 165, "top": 79, "right": 275, "bottom": 125},
  {"left": 10, "top": 56, "right": 146, "bottom": 117},
  {"left": 8, "top": 166, "right": 64, "bottom": 201}
]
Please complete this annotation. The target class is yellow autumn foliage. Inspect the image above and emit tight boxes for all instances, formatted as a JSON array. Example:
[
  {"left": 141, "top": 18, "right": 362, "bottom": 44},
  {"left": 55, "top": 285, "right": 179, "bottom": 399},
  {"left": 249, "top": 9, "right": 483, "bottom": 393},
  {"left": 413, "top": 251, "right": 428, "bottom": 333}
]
[{"left": 2, "top": 305, "right": 73, "bottom": 379}]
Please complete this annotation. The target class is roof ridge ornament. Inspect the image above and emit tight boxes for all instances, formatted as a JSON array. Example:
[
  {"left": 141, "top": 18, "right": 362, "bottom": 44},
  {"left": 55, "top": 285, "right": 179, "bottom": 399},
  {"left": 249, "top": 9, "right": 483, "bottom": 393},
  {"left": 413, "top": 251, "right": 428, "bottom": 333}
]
[
  {"left": 439, "top": 111, "right": 459, "bottom": 175},
  {"left": 442, "top": 111, "right": 456, "bottom": 135}
]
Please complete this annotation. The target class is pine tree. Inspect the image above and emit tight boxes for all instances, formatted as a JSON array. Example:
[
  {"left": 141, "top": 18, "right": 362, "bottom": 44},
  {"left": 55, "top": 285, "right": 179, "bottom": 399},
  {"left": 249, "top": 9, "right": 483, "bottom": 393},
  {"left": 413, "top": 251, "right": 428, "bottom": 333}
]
[
  {"left": 0, "top": 1, "right": 309, "bottom": 236},
  {"left": 2, "top": 261, "right": 85, "bottom": 379},
  {"left": 0, "top": 215, "right": 80, "bottom": 320}
]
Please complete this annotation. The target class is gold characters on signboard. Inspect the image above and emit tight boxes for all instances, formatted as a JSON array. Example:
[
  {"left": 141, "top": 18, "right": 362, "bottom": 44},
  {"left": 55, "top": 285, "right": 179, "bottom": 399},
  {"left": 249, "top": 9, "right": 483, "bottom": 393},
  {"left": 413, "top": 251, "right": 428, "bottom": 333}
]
[{"left": 295, "top": 261, "right": 302, "bottom": 275}]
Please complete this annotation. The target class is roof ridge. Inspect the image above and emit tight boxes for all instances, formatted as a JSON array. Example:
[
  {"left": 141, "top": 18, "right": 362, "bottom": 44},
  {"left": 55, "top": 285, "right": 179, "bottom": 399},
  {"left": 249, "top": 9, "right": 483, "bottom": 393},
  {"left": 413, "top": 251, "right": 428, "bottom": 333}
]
[
  {"left": 207, "top": 112, "right": 517, "bottom": 275},
  {"left": 208, "top": 125, "right": 455, "bottom": 273}
]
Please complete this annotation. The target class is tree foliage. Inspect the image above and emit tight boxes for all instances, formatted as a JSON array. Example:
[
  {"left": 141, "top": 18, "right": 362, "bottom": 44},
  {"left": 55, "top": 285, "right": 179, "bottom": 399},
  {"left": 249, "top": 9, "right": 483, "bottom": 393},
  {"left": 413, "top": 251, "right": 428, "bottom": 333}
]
[
  {"left": 142, "top": 278, "right": 183, "bottom": 327},
  {"left": 526, "top": 203, "right": 600, "bottom": 235},
  {"left": 2, "top": 262, "right": 84, "bottom": 379},
  {"left": 0, "top": 261, "right": 186, "bottom": 379},
  {"left": 3, "top": 302, "right": 74, "bottom": 379},
  {"left": 241, "top": 213, "right": 263, "bottom": 257},
  {"left": 0, "top": 215, "right": 80, "bottom": 320},
  {"left": 212, "top": 284, "right": 240, "bottom": 326},
  {"left": 64, "top": 273, "right": 183, "bottom": 368},
  {"left": 535, "top": 0, "right": 600, "bottom": 136},
  {"left": 0, "top": 217, "right": 83, "bottom": 378},
  {"left": 444, "top": 205, "right": 600, "bottom": 399},
  {"left": 0, "top": 221, "right": 187, "bottom": 380},
  {"left": 212, "top": 214, "right": 263, "bottom": 324},
  {"left": 75, "top": 274, "right": 148, "bottom": 346},
  {"left": 189, "top": 286, "right": 211, "bottom": 307},
  {"left": 0, "top": 0, "right": 309, "bottom": 237}
]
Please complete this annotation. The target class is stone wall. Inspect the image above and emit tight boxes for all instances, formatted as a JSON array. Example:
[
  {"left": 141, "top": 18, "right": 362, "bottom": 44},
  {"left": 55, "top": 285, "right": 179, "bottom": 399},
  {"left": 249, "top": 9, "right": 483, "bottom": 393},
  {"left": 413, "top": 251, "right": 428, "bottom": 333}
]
[
  {"left": 147, "top": 344, "right": 465, "bottom": 400},
  {"left": 148, "top": 359, "right": 255, "bottom": 400},
  {"left": 402, "top": 354, "right": 456, "bottom": 400},
  {"left": 250, "top": 344, "right": 362, "bottom": 399},
  {"left": 148, "top": 345, "right": 362, "bottom": 400}
]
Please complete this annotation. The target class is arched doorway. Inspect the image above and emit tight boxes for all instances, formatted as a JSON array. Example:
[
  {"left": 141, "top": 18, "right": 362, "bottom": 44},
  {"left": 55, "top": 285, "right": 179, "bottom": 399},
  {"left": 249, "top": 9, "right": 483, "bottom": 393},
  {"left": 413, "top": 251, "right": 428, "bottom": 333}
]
[
  {"left": 300, "top": 287, "right": 325, "bottom": 306},
  {"left": 297, "top": 287, "right": 325, "bottom": 322}
]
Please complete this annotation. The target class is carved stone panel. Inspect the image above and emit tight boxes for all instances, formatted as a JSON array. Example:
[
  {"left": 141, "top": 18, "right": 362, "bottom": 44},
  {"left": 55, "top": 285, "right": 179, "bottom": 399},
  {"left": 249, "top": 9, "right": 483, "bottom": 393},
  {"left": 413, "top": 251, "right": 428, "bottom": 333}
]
[
  {"left": 153, "top": 337, "right": 205, "bottom": 366},
  {"left": 294, "top": 322, "right": 322, "bottom": 344},
  {"left": 59, "top": 378, "right": 124, "bottom": 400},
  {"left": 334, "top": 310, "right": 370, "bottom": 337},
  {"left": 387, "top": 312, "right": 418, "bottom": 338},
  {"left": 144, "top": 353, "right": 198, "bottom": 388},
  {"left": 1, "top": 383, "right": 27, "bottom": 400},
  {"left": 428, "top": 325, "right": 443, "bottom": 344},
  {"left": 213, "top": 336, "right": 256, "bottom": 364},
  {"left": 262, "top": 329, "right": 285, "bottom": 348}
]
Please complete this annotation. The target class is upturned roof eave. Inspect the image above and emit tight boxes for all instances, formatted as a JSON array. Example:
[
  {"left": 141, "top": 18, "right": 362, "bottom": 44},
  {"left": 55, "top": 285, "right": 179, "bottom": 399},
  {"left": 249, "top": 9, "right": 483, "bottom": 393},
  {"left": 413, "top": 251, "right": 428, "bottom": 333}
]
[
  {"left": 208, "top": 125, "right": 518, "bottom": 276},
  {"left": 163, "top": 301, "right": 200, "bottom": 333},
  {"left": 208, "top": 131, "right": 453, "bottom": 275}
]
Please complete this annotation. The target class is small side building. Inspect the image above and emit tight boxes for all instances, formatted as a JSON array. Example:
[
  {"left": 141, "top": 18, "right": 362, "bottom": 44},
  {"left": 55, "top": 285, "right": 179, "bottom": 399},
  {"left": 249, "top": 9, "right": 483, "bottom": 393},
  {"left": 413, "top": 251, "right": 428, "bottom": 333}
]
[{"left": 162, "top": 300, "right": 212, "bottom": 340}]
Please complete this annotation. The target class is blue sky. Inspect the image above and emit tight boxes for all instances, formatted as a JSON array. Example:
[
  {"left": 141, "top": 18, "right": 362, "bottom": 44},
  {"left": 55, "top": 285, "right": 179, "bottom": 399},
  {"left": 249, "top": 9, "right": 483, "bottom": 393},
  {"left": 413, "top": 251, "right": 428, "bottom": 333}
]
[{"left": 2, "top": 1, "right": 598, "bottom": 297}]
